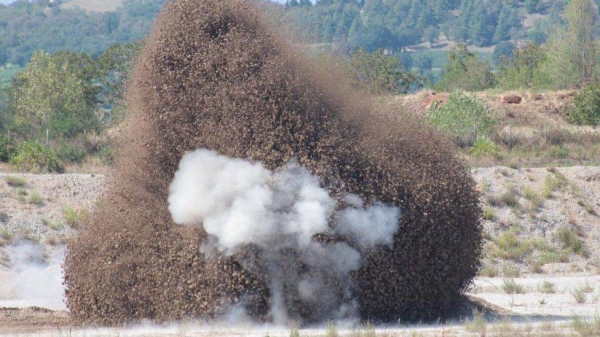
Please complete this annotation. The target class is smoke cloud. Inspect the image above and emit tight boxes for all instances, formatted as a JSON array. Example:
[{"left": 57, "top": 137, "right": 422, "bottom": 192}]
[
  {"left": 168, "top": 149, "right": 400, "bottom": 323},
  {"left": 0, "top": 243, "right": 65, "bottom": 311}
]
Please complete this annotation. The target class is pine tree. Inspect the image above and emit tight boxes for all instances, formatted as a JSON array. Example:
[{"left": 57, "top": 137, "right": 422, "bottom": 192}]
[
  {"left": 469, "top": 2, "right": 494, "bottom": 46},
  {"left": 525, "top": 0, "right": 540, "bottom": 13},
  {"left": 493, "top": 6, "right": 512, "bottom": 43}
]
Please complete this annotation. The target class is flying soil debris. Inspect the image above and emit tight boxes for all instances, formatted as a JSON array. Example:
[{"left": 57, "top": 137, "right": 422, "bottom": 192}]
[{"left": 64, "top": 0, "right": 483, "bottom": 325}]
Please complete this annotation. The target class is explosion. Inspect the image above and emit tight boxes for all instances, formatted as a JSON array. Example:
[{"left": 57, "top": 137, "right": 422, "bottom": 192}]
[{"left": 64, "top": 0, "right": 483, "bottom": 325}]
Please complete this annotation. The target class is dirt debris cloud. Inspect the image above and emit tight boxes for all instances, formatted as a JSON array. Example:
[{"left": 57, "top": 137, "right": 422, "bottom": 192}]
[{"left": 64, "top": 0, "right": 483, "bottom": 325}]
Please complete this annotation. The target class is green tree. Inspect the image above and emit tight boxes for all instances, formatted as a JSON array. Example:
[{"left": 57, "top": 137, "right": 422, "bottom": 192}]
[
  {"left": 469, "top": 2, "right": 495, "bottom": 47},
  {"left": 568, "top": 83, "right": 600, "bottom": 125},
  {"left": 348, "top": 48, "right": 422, "bottom": 94},
  {"left": 96, "top": 42, "right": 143, "bottom": 107},
  {"left": 435, "top": 44, "right": 496, "bottom": 92},
  {"left": 496, "top": 42, "right": 551, "bottom": 89},
  {"left": 493, "top": 6, "right": 513, "bottom": 43},
  {"left": 544, "top": 0, "right": 599, "bottom": 88},
  {"left": 525, "top": 0, "right": 540, "bottom": 13},
  {"left": 492, "top": 41, "right": 515, "bottom": 65},
  {"left": 423, "top": 25, "right": 439, "bottom": 47},
  {"left": 8, "top": 51, "right": 101, "bottom": 139}
]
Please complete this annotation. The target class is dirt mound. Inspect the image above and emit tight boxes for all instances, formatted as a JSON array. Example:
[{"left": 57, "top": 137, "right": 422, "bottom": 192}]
[{"left": 64, "top": 0, "right": 482, "bottom": 325}]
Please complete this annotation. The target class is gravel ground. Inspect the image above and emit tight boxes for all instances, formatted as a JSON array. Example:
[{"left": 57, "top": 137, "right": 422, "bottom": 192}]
[
  {"left": 0, "top": 167, "right": 598, "bottom": 335},
  {"left": 0, "top": 173, "right": 106, "bottom": 250},
  {"left": 472, "top": 166, "right": 600, "bottom": 271}
]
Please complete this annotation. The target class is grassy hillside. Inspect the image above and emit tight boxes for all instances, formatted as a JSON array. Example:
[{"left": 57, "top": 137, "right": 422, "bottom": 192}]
[{"left": 61, "top": 0, "right": 125, "bottom": 12}]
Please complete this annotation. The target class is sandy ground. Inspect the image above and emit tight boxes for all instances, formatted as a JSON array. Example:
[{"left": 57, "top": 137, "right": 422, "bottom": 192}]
[{"left": 0, "top": 168, "right": 599, "bottom": 336}]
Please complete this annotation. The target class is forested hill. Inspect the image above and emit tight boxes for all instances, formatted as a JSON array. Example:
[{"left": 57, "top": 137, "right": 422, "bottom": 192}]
[
  {"left": 0, "top": 0, "right": 599, "bottom": 66},
  {"left": 284, "top": 0, "right": 600, "bottom": 51},
  {"left": 0, "top": 0, "right": 168, "bottom": 65}
]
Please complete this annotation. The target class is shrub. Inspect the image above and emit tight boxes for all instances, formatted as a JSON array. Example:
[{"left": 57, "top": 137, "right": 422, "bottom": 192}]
[
  {"left": 572, "top": 288, "right": 586, "bottom": 304},
  {"left": 97, "top": 145, "right": 115, "bottom": 165},
  {"left": 63, "top": 207, "right": 86, "bottom": 228},
  {"left": 56, "top": 143, "right": 87, "bottom": 164},
  {"left": 556, "top": 226, "right": 589, "bottom": 258},
  {"left": 470, "top": 138, "right": 499, "bottom": 157},
  {"left": 538, "top": 281, "right": 555, "bottom": 294},
  {"left": 523, "top": 187, "right": 543, "bottom": 212},
  {"left": 502, "top": 278, "right": 525, "bottom": 294},
  {"left": 502, "top": 263, "right": 521, "bottom": 277},
  {"left": 0, "top": 135, "right": 15, "bottom": 162},
  {"left": 0, "top": 228, "right": 13, "bottom": 241},
  {"left": 10, "top": 141, "right": 63, "bottom": 173},
  {"left": 29, "top": 192, "right": 44, "bottom": 206},
  {"left": 464, "top": 309, "right": 487, "bottom": 335},
  {"left": 427, "top": 91, "right": 497, "bottom": 147},
  {"left": 568, "top": 84, "right": 600, "bottom": 126},
  {"left": 542, "top": 171, "right": 568, "bottom": 198},
  {"left": 482, "top": 206, "right": 497, "bottom": 221},
  {"left": 480, "top": 264, "right": 498, "bottom": 277},
  {"left": 571, "top": 315, "right": 600, "bottom": 336},
  {"left": 495, "top": 232, "right": 530, "bottom": 261}
]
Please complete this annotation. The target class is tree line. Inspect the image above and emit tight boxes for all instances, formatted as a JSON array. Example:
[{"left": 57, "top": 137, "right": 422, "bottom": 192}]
[
  {"left": 0, "top": 0, "right": 167, "bottom": 66},
  {"left": 282, "top": 0, "right": 600, "bottom": 52}
]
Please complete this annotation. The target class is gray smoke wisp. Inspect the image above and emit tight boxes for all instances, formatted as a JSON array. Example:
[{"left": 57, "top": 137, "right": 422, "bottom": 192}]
[{"left": 168, "top": 149, "right": 400, "bottom": 324}]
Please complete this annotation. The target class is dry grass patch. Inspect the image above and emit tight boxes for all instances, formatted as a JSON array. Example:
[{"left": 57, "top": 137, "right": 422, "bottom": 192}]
[
  {"left": 4, "top": 175, "right": 27, "bottom": 188},
  {"left": 28, "top": 192, "right": 44, "bottom": 206},
  {"left": 538, "top": 281, "right": 556, "bottom": 294},
  {"left": 480, "top": 263, "right": 499, "bottom": 277},
  {"left": 493, "top": 232, "right": 531, "bottom": 262},
  {"left": 62, "top": 207, "right": 87, "bottom": 229},
  {"left": 523, "top": 186, "right": 543, "bottom": 213},
  {"left": 502, "top": 278, "right": 525, "bottom": 294},
  {"left": 502, "top": 263, "right": 521, "bottom": 277},
  {"left": 571, "top": 315, "right": 600, "bottom": 336},
  {"left": 482, "top": 206, "right": 497, "bottom": 221},
  {"left": 464, "top": 310, "right": 487, "bottom": 336},
  {"left": 572, "top": 288, "right": 586, "bottom": 304},
  {"left": 556, "top": 226, "right": 589, "bottom": 258}
]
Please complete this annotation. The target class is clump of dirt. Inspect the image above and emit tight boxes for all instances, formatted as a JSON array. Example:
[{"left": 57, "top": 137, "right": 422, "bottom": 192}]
[{"left": 64, "top": 0, "right": 482, "bottom": 325}]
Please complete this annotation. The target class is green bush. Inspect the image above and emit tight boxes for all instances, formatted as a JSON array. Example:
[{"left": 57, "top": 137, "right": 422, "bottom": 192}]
[
  {"left": 427, "top": 91, "right": 497, "bottom": 147},
  {"left": 56, "top": 143, "right": 87, "bottom": 164},
  {"left": 0, "top": 135, "right": 15, "bottom": 162},
  {"left": 470, "top": 138, "right": 499, "bottom": 157},
  {"left": 568, "top": 84, "right": 600, "bottom": 126},
  {"left": 97, "top": 145, "right": 115, "bottom": 165},
  {"left": 556, "top": 226, "right": 589, "bottom": 258},
  {"left": 10, "top": 141, "right": 64, "bottom": 173}
]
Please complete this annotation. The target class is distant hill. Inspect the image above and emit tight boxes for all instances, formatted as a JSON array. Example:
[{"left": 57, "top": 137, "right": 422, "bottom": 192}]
[
  {"left": 61, "top": 0, "right": 125, "bottom": 12},
  {"left": 0, "top": 0, "right": 168, "bottom": 66},
  {"left": 0, "top": 0, "right": 599, "bottom": 72}
]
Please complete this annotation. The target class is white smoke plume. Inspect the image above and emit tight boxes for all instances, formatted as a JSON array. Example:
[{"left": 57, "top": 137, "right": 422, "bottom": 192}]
[
  {"left": 0, "top": 242, "right": 65, "bottom": 311},
  {"left": 168, "top": 149, "right": 401, "bottom": 324}
]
